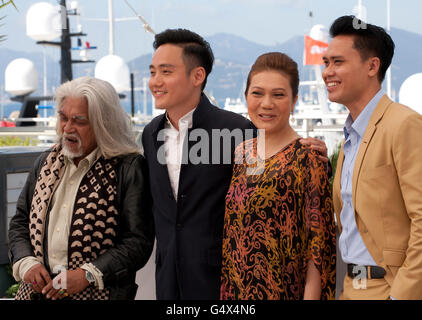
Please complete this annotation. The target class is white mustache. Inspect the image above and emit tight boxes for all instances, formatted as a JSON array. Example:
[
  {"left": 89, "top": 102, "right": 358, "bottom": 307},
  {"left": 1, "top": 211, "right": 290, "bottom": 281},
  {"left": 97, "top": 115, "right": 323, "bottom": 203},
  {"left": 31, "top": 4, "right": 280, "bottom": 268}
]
[
  {"left": 62, "top": 133, "right": 81, "bottom": 146},
  {"left": 61, "top": 133, "right": 83, "bottom": 159}
]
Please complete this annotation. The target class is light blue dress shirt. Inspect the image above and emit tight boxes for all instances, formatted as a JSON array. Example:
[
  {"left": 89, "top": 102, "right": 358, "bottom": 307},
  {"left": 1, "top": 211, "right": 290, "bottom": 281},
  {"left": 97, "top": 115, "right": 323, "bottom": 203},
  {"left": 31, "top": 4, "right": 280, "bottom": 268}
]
[{"left": 339, "top": 90, "right": 384, "bottom": 266}]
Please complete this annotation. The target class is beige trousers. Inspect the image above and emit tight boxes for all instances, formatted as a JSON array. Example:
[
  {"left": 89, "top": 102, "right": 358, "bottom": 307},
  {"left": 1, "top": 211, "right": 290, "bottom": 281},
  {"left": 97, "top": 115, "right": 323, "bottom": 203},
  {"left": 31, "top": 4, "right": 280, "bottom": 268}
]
[{"left": 339, "top": 275, "right": 391, "bottom": 300}]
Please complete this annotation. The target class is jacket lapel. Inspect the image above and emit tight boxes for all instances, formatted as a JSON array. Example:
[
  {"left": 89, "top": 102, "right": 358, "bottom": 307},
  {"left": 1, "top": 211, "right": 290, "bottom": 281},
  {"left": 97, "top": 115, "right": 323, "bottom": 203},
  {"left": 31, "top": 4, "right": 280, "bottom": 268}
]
[
  {"left": 179, "top": 94, "right": 212, "bottom": 180},
  {"left": 333, "top": 143, "right": 344, "bottom": 232},
  {"left": 352, "top": 95, "right": 393, "bottom": 211},
  {"left": 151, "top": 115, "right": 177, "bottom": 202}
]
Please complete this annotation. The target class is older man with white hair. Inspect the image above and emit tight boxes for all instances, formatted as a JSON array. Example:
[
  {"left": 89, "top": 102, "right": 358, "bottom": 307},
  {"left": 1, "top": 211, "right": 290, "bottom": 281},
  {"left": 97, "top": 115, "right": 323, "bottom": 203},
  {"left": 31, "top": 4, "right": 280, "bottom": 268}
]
[{"left": 8, "top": 76, "right": 154, "bottom": 300}]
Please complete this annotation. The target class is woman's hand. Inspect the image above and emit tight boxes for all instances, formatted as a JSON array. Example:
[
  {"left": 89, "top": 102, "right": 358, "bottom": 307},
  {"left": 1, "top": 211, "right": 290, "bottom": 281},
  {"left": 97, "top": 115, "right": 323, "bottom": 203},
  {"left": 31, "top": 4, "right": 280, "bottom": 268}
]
[{"left": 300, "top": 137, "right": 329, "bottom": 162}]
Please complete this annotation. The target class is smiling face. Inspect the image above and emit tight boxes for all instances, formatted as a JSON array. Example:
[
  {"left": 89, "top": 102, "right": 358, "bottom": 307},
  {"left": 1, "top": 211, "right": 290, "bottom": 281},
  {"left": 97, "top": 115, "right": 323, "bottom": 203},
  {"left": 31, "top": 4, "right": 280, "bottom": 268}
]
[
  {"left": 246, "top": 70, "right": 297, "bottom": 137},
  {"left": 322, "top": 35, "right": 376, "bottom": 110},
  {"left": 149, "top": 44, "right": 204, "bottom": 122},
  {"left": 59, "top": 97, "right": 97, "bottom": 165}
]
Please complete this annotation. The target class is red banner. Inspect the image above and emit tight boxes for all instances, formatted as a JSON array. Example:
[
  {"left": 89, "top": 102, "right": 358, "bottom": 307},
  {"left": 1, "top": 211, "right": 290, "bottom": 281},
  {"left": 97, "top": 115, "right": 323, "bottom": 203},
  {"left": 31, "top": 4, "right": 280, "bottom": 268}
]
[
  {"left": 304, "top": 35, "right": 328, "bottom": 65},
  {"left": 0, "top": 120, "right": 16, "bottom": 127}
]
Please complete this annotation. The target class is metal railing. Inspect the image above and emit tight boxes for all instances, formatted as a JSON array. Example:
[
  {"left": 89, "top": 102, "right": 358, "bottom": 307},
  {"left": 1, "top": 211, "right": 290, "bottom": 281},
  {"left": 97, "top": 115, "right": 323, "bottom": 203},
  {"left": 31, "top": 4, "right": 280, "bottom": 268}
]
[{"left": 0, "top": 113, "right": 346, "bottom": 152}]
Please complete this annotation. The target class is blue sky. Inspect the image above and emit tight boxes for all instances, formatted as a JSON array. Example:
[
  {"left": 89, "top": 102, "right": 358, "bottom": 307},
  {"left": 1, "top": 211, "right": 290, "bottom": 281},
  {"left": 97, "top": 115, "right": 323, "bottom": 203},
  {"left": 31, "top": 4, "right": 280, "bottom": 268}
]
[{"left": 1, "top": 0, "right": 421, "bottom": 62}]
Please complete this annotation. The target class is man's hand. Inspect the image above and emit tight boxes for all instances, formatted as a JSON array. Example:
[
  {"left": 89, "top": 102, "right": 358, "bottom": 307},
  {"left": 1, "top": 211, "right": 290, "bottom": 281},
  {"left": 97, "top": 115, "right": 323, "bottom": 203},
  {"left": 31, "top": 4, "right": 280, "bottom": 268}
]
[
  {"left": 42, "top": 268, "right": 89, "bottom": 300},
  {"left": 23, "top": 263, "right": 51, "bottom": 293},
  {"left": 300, "top": 137, "right": 329, "bottom": 162}
]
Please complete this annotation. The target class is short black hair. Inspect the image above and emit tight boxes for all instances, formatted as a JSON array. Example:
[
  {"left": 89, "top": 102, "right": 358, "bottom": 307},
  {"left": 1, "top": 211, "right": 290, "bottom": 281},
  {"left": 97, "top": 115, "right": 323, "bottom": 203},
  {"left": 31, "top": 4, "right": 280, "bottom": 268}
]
[
  {"left": 153, "top": 28, "right": 214, "bottom": 90},
  {"left": 329, "top": 15, "right": 395, "bottom": 83}
]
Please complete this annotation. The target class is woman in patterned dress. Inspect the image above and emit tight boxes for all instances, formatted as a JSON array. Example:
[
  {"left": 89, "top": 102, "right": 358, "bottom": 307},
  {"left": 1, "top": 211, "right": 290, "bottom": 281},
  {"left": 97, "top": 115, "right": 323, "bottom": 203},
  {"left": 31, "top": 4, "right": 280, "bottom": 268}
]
[{"left": 220, "top": 52, "right": 336, "bottom": 300}]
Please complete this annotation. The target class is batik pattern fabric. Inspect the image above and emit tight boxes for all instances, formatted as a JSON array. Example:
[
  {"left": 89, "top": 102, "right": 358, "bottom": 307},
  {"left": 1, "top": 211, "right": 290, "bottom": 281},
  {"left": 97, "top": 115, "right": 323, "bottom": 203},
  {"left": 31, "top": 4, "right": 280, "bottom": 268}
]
[
  {"left": 15, "top": 146, "right": 119, "bottom": 300},
  {"left": 220, "top": 138, "right": 336, "bottom": 300}
]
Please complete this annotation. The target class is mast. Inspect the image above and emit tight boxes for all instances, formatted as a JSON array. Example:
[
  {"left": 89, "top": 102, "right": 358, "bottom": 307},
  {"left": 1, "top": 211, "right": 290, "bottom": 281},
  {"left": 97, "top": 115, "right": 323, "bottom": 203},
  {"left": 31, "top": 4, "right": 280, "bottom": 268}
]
[
  {"left": 355, "top": 0, "right": 366, "bottom": 20},
  {"left": 60, "top": 0, "right": 72, "bottom": 82},
  {"left": 36, "top": 0, "right": 94, "bottom": 84},
  {"left": 108, "top": 0, "right": 115, "bottom": 55}
]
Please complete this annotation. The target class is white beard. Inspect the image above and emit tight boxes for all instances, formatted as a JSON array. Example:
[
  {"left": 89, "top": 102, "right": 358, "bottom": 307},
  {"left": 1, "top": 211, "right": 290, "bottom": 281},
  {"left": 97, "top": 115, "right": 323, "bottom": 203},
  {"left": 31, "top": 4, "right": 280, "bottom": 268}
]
[{"left": 61, "top": 133, "right": 84, "bottom": 159}]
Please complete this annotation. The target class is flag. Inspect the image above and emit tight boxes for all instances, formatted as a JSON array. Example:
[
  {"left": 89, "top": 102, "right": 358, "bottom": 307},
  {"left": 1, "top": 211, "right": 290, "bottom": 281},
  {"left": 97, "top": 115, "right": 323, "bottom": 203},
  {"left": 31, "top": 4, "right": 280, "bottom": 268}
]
[{"left": 304, "top": 35, "right": 328, "bottom": 65}]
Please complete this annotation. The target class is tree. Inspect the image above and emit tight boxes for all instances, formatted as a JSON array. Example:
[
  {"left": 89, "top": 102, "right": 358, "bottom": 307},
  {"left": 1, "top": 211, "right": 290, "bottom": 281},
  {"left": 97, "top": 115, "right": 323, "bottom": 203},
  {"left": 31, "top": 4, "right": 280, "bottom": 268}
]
[
  {"left": 0, "top": 0, "right": 17, "bottom": 10},
  {"left": 0, "top": 0, "right": 18, "bottom": 43}
]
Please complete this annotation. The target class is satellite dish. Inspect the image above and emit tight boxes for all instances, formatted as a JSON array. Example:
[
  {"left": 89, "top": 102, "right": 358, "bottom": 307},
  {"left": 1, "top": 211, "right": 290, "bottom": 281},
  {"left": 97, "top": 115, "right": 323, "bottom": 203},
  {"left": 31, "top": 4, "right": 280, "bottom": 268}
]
[
  {"left": 94, "top": 55, "right": 130, "bottom": 93},
  {"left": 5, "top": 58, "right": 39, "bottom": 96},
  {"left": 309, "top": 24, "right": 329, "bottom": 43},
  {"left": 399, "top": 73, "right": 422, "bottom": 115},
  {"left": 70, "top": 1, "right": 79, "bottom": 10},
  {"left": 26, "top": 2, "right": 61, "bottom": 41}
]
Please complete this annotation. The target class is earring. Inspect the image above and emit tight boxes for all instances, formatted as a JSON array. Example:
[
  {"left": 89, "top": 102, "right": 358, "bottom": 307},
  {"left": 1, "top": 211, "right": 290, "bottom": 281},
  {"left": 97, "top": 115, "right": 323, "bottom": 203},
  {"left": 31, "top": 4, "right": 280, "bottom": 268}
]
[{"left": 290, "top": 111, "right": 295, "bottom": 123}]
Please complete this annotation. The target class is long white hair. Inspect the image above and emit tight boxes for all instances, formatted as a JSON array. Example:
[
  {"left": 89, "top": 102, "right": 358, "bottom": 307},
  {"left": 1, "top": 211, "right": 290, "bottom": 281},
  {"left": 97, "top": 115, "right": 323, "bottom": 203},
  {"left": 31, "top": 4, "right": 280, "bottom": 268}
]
[{"left": 55, "top": 76, "right": 140, "bottom": 158}]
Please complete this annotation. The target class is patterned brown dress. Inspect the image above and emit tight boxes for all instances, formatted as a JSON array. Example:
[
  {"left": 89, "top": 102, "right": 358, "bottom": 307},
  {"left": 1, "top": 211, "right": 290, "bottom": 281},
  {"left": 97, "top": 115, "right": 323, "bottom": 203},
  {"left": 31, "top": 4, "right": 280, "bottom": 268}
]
[{"left": 220, "top": 138, "right": 336, "bottom": 300}]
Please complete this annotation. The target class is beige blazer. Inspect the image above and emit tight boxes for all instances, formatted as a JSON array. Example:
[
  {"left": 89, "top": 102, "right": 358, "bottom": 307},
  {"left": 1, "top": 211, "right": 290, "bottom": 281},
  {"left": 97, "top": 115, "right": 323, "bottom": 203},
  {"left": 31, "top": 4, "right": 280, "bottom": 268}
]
[{"left": 333, "top": 95, "right": 422, "bottom": 299}]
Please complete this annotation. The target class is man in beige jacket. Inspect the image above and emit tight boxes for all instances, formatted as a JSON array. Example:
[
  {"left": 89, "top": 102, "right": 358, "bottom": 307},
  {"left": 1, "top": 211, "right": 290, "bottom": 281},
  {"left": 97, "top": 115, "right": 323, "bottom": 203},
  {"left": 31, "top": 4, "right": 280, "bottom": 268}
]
[{"left": 323, "top": 15, "right": 422, "bottom": 300}]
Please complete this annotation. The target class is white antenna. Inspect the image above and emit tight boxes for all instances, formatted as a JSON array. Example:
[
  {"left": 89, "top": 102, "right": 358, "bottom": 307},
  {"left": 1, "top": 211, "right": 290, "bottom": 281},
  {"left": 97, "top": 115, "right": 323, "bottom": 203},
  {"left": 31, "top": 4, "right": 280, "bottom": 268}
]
[
  {"left": 108, "top": 0, "right": 115, "bottom": 55},
  {"left": 42, "top": 46, "right": 47, "bottom": 96},
  {"left": 354, "top": 0, "right": 367, "bottom": 21},
  {"left": 81, "top": 0, "right": 152, "bottom": 54},
  {"left": 123, "top": 0, "right": 156, "bottom": 34}
]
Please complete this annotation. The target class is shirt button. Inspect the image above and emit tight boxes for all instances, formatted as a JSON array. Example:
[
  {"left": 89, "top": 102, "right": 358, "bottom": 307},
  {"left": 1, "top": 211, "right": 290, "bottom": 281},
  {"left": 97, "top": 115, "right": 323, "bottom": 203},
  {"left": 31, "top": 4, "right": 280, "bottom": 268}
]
[
  {"left": 56, "top": 228, "right": 60, "bottom": 232},
  {"left": 62, "top": 204, "right": 67, "bottom": 208},
  {"left": 52, "top": 254, "right": 56, "bottom": 258},
  {"left": 69, "top": 180, "right": 74, "bottom": 185}
]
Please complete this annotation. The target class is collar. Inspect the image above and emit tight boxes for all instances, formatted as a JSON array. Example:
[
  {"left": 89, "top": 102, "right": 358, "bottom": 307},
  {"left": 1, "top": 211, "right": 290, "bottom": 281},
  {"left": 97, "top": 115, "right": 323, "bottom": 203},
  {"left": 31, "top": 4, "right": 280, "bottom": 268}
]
[
  {"left": 344, "top": 90, "right": 384, "bottom": 140},
  {"left": 64, "top": 147, "right": 100, "bottom": 168},
  {"left": 151, "top": 93, "right": 214, "bottom": 134},
  {"left": 165, "top": 107, "right": 195, "bottom": 131}
]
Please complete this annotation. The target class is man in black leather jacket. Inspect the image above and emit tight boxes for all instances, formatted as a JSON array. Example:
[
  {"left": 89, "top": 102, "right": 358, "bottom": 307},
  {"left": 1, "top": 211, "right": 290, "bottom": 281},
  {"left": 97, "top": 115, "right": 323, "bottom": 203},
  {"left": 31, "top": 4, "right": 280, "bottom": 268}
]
[{"left": 8, "top": 77, "right": 154, "bottom": 300}]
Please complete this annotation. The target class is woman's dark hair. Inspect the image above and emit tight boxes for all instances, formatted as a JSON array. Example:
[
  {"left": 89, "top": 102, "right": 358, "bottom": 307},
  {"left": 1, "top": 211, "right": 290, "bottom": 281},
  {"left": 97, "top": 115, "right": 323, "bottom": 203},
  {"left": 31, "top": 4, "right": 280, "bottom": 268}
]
[
  {"left": 245, "top": 52, "right": 299, "bottom": 97},
  {"left": 329, "top": 15, "right": 395, "bottom": 83},
  {"left": 153, "top": 28, "right": 214, "bottom": 90}
]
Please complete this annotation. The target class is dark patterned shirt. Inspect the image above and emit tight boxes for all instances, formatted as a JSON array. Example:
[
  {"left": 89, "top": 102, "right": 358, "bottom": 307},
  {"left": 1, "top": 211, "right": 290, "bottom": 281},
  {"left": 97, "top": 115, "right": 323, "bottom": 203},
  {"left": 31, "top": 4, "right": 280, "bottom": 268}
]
[{"left": 220, "top": 138, "right": 336, "bottom": 300}]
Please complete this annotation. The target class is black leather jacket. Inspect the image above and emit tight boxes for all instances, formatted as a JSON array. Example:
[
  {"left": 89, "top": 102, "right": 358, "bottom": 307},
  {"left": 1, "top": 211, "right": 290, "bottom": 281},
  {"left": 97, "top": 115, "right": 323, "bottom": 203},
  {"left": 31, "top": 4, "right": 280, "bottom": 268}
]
[{"left": 8, "top": 149, "right": 155, "bottom": 300}]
